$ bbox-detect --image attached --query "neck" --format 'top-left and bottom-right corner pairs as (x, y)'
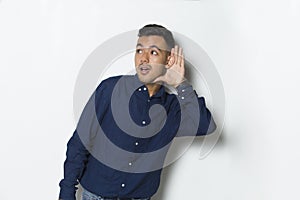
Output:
(146, 83), (161, 97)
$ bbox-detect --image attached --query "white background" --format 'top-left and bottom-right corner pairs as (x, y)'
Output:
(1, 0), (300, 199)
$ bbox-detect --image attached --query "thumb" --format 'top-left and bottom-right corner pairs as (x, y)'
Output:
(152, 75), (166, 84)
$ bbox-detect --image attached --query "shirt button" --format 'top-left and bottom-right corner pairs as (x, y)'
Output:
(143, 87), (147, 91)
(182, 89), (185, 92)
(181, 96), (185, 100)
(121, 183), (125, 188)
(147, 99), (150, 102)
(138, 88), (142, 91)
(142, 120), (146, 125)
(128, 162), (132, 166)
(135, 142), (139, 146)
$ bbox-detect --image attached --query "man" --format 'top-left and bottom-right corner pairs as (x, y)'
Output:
(59, 24), (216, 200)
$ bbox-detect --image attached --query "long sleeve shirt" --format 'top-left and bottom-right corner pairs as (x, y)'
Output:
(59, 74), (216, 200)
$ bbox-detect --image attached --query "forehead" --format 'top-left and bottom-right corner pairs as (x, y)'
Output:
(136, 35), (168, 50)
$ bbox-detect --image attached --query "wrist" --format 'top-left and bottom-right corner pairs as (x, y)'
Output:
(175, 81), (190, 90)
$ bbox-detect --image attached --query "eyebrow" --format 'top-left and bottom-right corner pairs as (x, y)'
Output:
(136, 43), (162, 52)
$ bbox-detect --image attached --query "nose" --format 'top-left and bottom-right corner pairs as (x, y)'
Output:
(140, 50), (149, 64)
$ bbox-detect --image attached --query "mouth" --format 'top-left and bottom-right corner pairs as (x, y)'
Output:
(139, 64), (151, 75)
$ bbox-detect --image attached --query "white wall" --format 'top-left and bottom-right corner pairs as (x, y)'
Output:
(0, 0), (300, 199)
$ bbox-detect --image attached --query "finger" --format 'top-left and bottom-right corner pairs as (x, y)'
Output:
(181, 54), (185, 69)
(174, 45), (179, 64)
(153, 75), (165, 84)
(170, 47), (175, 57)
(178, 47), (183, 67)
(168, 47), (175, 67)
(180, 55), (185, 76)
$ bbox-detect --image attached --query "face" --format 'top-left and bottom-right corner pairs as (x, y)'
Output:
(135, 35), (170, 84)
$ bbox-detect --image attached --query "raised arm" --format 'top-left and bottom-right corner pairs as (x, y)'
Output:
(154, 45), (216, 136)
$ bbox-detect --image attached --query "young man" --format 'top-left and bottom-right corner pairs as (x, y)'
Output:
(59, 24), (216, 200)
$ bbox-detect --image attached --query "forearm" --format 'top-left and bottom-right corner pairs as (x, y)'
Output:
(176, 82), (216, 137)
(59, 131), (89, 200)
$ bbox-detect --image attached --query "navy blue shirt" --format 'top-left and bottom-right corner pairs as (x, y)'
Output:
(59, 75), (216, 200)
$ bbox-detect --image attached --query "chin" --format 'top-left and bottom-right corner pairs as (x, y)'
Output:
(137, 75), (152, 84)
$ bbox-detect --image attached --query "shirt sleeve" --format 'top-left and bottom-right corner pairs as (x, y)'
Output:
(59, 81), (109, 200)
(58, 130), (89, 200)
(175, 83), (217, 137)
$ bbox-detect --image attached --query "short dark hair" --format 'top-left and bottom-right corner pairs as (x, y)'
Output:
(138, 24), (175, 51)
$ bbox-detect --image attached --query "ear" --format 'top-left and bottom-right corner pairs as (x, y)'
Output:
(166, 55), (174, 69)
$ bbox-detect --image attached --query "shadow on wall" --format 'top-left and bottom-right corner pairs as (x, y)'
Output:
(152, 132), (226, 200)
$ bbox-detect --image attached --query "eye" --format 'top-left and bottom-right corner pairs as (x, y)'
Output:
(151, 50), (158, 55)
(136, 49), (143, 54)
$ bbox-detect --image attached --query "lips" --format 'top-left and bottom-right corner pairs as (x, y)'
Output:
(139, 64), (151, 75)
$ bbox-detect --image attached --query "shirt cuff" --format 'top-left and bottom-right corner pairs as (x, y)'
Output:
(176, 82), (194, 100)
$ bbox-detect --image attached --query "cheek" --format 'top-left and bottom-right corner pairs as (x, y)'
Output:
(135, 56), (143, 67)
(150, 56), (166, 65)
(152, 64), (166, 76)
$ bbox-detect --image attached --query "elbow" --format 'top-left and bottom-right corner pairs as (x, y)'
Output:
(206, 117), (217, 134)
